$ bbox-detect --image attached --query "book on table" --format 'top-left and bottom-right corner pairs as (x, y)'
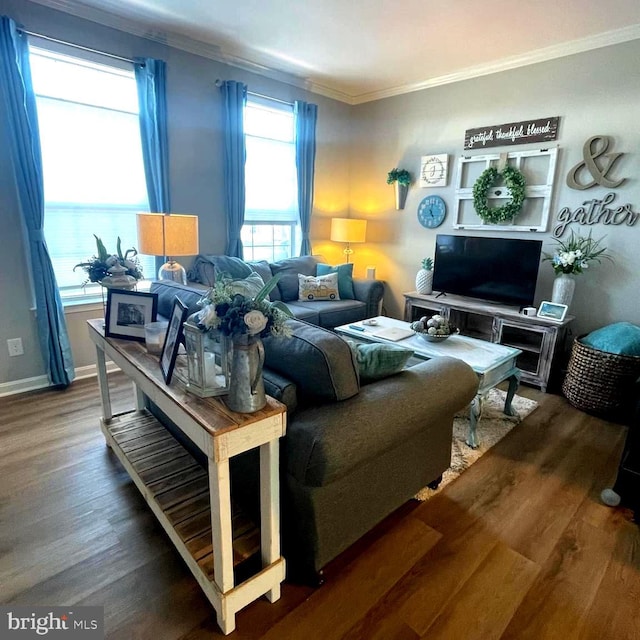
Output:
(370, 326), (414, 342)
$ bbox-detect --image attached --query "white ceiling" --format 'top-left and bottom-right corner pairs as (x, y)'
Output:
(34, 0), (640, 103)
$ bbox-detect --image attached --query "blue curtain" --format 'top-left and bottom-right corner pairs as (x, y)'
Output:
(220, 81), (247, 258)
(0, 17), (74, 387)
(134, 58), (171, 214)
(294, 100), (318, 256)
(135, 58), (171, 275)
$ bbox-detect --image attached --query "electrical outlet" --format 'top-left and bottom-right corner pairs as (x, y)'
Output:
(7, 338), (24, 357)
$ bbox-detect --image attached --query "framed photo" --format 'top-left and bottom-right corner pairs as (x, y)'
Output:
(160, 297), (188, 384)
(537, 300), (568, 322)
(420, 154), (448, 188)
(105, 289), (158, 342)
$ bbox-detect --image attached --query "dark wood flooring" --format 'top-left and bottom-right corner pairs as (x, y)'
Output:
(1, 372), (638, 639)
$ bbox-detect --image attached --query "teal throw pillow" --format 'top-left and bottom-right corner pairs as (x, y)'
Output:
(344, 339), (414, 382)
(317, 263), (355, 300)
(581, 322), (640, 356)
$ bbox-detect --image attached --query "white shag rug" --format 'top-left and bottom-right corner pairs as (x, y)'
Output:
(414, 388), (538, 501)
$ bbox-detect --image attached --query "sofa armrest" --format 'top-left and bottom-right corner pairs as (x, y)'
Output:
(352, 278), (384, 317)
(285, 356), (479, 487)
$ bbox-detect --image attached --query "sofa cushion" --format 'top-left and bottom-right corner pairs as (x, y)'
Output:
(581, 322), (640, 356)
(263, 318), (359, 402)
(298, 273), (340, 301)
(247, 260), (280, 301)
(296, 300), (368, 329)
(187, 255), (253, 286)
(150, 280), (207, 319)
(317, 263), (355, 300)
(270, 256), (320, 302)
(346, 340), (414, 382)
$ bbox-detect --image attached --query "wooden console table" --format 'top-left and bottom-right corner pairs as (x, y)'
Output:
(87, 319), (287, 635)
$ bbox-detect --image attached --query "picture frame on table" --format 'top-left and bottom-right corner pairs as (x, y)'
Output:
(105, 289), (158, 342)
(160, 297), (188, 384)
(537, 300), (568, 322)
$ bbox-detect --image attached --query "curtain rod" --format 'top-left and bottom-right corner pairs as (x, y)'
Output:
(19, 29), (139, 65)
(214, 80), (293, 106)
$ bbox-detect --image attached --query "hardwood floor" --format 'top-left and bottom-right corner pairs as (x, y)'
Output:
(1, 373), (638, 639)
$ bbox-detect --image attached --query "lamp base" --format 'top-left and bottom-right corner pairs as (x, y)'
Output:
(158, 260), (187, 285)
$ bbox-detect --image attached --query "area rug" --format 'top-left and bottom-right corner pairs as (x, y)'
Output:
(414, 389), (538, 501)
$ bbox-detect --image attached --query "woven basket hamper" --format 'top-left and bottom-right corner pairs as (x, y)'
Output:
(562, 336), (640, 417)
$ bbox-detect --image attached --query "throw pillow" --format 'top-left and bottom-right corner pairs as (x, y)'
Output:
(228, 272), (266, 299)
(581, 322), (640, 356)
(345, 339), (414, 382)
(317, 263), (355, 300)
(270, 256), (320, 302)
(298, 272), (340, 301)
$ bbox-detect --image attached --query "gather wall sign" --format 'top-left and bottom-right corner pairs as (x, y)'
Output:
(553, 134), (637, 237)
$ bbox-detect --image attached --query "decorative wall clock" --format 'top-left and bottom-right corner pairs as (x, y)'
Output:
(417, 195), (447, 229)
(420, 154), (448, 188)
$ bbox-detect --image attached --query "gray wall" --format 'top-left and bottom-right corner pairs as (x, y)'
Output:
(349, 41), (640, 338)
(0, 0), (351, 388)
(1, 0), (638, 390)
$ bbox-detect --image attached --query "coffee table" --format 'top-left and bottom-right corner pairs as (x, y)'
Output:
(336, 316), (522, 448)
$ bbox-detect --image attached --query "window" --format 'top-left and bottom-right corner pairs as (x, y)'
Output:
(243, 96), (298, 262)
(29, 46), (153, 301)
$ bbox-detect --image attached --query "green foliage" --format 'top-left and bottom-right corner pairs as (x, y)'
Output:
(73, 236), (143, 284)
(472, 166), (526, 224)
(421, 257), (433, 271)
(387, 168), (411, 186)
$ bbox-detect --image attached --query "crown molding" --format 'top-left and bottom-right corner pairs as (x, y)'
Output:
(350, 24), (640, 104)
(25, 1), (640, 106)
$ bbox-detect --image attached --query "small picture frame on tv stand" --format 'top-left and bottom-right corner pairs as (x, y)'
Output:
(537, 301), (568, 322)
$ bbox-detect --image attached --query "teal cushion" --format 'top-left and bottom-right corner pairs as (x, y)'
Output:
(345, 339), (414, 381)
(317, 263), (355, 300)
(581, 322), (640, 356)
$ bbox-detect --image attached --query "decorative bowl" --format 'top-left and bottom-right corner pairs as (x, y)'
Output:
(414, 330), (459, 343)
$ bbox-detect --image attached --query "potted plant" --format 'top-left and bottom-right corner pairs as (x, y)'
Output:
(387, 168), (411, 210)
(415, 257), (434, 294)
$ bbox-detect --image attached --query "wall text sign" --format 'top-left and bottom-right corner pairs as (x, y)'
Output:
(553, 192), (638, 237)
(566, 135), (626, 190)
(464, 117), (559, 150)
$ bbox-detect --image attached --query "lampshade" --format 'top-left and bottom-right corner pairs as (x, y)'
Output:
(136, 213), (199, 284)
(330, 218), (367, 244)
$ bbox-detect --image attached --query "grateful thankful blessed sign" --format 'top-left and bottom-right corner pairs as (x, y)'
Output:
(464, 117), (560, 150)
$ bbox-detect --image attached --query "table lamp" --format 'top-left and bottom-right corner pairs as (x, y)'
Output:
(136, 213), (199, 284)
(330, 218), (367, 263)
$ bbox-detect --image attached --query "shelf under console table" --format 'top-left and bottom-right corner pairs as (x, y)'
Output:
(87, 319), (287, 635)
(403, 292), (574, 392)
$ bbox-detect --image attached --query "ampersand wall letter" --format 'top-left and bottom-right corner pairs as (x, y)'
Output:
(566, 135), (626, 190)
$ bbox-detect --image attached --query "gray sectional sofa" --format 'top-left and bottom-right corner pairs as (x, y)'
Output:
(149, 267), (479, 579)
(186, 254), (384, 328)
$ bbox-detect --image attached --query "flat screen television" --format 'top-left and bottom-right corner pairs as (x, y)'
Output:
(432, 234), (543, 307)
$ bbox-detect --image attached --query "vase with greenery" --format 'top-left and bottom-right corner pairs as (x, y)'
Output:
(542, 231), (612, 308)
(193, 275), (292, 412)
(415, 257), (434, 295)
(387, 168), (411, 210)
(73, 234), (143, 289)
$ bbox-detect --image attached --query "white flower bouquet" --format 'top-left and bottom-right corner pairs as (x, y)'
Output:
(543, 231), (612, 275)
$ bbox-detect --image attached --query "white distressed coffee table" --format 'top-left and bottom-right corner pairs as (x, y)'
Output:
(336, 316), (522, 448)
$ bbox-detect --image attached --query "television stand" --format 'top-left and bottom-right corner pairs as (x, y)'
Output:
(403, 292), (574, 392)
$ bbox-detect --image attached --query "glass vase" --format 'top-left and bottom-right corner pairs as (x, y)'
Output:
(551, 273), (576, 309)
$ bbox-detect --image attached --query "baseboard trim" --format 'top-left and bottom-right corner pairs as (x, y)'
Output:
(0, 362), (120, 398)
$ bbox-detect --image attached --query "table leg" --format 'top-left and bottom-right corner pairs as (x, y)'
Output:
(95, 345), (112, 422)
(503, 371), (521, 417)
(208, 458), (235, 594)
(467, 394), (484, 449)
(260, 439), (282, 603)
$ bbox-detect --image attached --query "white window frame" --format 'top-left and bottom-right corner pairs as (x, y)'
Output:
(243, 95), (299, 262)
(29, 43), (152, 305)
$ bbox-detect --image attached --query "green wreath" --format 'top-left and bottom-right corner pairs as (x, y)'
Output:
(472, 165), (526, 224)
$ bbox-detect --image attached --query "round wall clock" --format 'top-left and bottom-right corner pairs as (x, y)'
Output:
(417, 195), (447, 229)
(421, 155), (447, 186)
